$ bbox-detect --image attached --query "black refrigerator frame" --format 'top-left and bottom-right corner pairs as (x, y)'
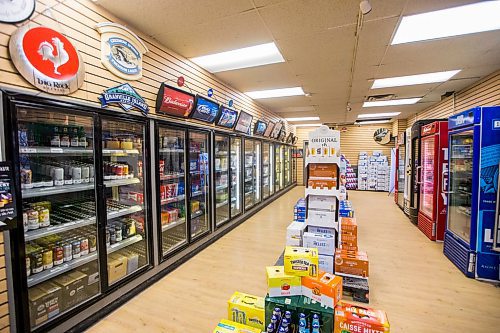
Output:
(2, 92), (154, 333)
(408, 119), (444, 224)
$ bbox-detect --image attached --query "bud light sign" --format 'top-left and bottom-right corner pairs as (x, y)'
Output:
(191, 95), (220, 123)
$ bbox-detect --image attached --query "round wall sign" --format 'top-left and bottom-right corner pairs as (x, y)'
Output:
(177, 76), (185, 87)
(373, 128), (391, 145)
(0, 0), (35, 23)
(9, 24), (85, 95)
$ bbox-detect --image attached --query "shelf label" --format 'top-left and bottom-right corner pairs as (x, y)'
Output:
(50, 148), (64, 153)
(20, 147), (36, 153)
(125, 149), (138, 154)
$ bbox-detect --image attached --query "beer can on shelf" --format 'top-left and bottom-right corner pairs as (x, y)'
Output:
(72, 240), (81, 259)
(27, 209), (39, 230)
(31, 251), (43, 274)
(63, 243), (72, 262)
(53, 244), (64, 266)
(42, 249), (53, 270)
(80, 237), (89, 256)
(88, 234), (97, 252)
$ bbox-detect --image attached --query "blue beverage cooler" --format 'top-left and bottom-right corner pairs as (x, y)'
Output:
(444, 106), (500, 282)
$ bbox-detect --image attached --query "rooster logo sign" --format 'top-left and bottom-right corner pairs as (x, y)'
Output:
(37, 37), (70, 75)
(9, 24), (85, 95)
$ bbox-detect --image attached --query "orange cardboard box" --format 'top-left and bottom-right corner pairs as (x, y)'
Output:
(309, 163), (338, 178)
(302, 271), (343, 309)
(334, 302), (390, 333)
(340, 234), (358, 250)
(334, 250), (369, 279)
(307, 179), (337, 190)
(340, 217), (357, 236)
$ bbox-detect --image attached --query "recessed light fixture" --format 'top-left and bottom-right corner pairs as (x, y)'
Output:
(190, 42), (285, 73)
(246, 87), (305, 99)
(392, 1), (500, 44)
(294, 123), (323, 127)
(355, 120), (391, 125)
(362, 98), (420, 107)
(372, 70), (461, 89)
(285, 116), (320, 121)
(357, 112), (400, 119)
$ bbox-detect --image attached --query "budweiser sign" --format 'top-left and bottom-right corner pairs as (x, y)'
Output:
(155, 83), (194, 118)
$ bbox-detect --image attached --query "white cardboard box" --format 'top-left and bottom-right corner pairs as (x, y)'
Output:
(287, 221), (307, 241)
(303, 232), (336, 255)
(308, 226), (335, 235)
(286, 236), (302, 247)
(308, 195), (336, 211)
(307, 209), (336, 226)
(318, 254), (334, 274)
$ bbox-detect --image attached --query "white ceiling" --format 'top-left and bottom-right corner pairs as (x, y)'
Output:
(97, 0), (500, 124)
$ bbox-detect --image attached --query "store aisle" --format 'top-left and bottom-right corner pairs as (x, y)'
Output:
(87, 188), (500, 333)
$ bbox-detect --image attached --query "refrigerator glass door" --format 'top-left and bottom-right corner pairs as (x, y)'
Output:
(275, 144), (281, 192)
(101, 119), (149, 286)
(411, 137), (420, 209)
(254, 140), (262, 204)
(244, 140), (256, 209)
(397, 145), (406, 207)
(215, 135), (230, 226)
(17, 107), (100, 330)
(420, 136), (436, 219)
(448, 130), (474, 243)
(280, 146), (285, 190)
(158, 126), (187, 255)
(269, 144), (275, 196)
(284, 146), (291, 186)
(262, 142), (271, 199)
(189, 131), (210, 239)
(230, 137), (242, 217)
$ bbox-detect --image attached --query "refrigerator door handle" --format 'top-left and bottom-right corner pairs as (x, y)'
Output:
(415, 165), (423, 184)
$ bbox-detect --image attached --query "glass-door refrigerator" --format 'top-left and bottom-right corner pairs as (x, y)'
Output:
(157, 125), (188, 257)
(284, 146), (291, 187)
(214, 134), (230, 227)
(188, 130), (211, 240)
(101, 119), (150, 287)
(417, 121), (448, 241)
(262, 142), (271, 199)
(269, 143), (275, 197)
(395, 132), (406, 210)
(4, 97), (151, 332)
(230, 136), (242, 219)
(244, 139), (261, 210)
(444, 106), (500, 282)
(275, 144), (283, 192)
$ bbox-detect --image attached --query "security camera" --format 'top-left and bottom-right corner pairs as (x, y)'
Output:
(360, 0), (372, 15)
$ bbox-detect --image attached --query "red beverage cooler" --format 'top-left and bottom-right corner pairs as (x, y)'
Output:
(418, 121), (449, 241)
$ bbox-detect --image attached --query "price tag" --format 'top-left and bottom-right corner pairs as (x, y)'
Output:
(20, 148), (36, 153)
(50, 148), (63, 153)
(125, 149), (138, 154)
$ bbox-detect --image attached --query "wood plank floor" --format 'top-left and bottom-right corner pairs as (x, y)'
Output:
(87, 187), (500, 333)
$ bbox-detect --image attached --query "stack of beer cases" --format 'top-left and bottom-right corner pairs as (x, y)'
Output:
(357, 152), (368, 190)
(293, 198), (306, 222)
(343, 156), (358, 190)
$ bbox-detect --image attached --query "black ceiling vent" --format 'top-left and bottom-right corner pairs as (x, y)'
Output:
(366, 94), (396, 101)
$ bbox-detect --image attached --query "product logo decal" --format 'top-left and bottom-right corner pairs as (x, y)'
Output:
(99, 83), (149, 115)
(493, 119), (500, 129)
(96, 22), (148, 80)
(197, 104), (211, 115)
(9, 24), (85, 94)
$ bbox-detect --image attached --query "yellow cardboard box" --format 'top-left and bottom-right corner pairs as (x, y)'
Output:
(266, 266), (302, 297)
(284, 246), (319, 277)
(213, 319), (261, 333)
(227, 292), (265, 330)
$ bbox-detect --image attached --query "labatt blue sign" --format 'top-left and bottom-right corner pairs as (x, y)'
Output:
(99, 83), (149, 115)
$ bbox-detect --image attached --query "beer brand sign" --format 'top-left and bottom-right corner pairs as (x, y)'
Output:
(155, 83), (195, 118)
(9, 24), (85, 95)
(0, 0), (35, 23)
(99, 83), (149, 115)
(96, 22), (148, 81)
(307, 125), (340, 158)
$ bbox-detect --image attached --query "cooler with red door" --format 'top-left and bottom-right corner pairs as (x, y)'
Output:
(418, 121), (449, 241)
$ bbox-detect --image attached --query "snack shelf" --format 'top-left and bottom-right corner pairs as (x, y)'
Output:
(160, 173), (184, 181)
(161, 195), (185, 205)
(22, 182), (94, 198)
(107, 234), (143, 254)
(161, 218), (186, 232)
(27, 252), (97, 288)
(104, 178), (141, 187)
(102, 149), (140, 156)
(160, 148), (184, 153)
(20, 147), (93, 155)
(25, 217), (96, 241)
(191, 210), (204, 219)
(216, 200), (229, 208)
(108, 205), (143, 220)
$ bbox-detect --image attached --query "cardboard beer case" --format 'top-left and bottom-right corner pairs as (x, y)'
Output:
(318, 254), (334, 274)
(334, 302), (390, 333)
(307, 209), (337, 226)
(213, 319), (261, 333)
(302, 271), (343, 309)
(227, 291), (265, 330)
(335, 249), (369, 279)
(302, 232), (336, 255)
(308, 194), (336, 211)
(308, 163), (338, 178)
(28, 281), (62, 327)
(284, 246), (319, 277)
(266, 266), (302, 297)
(287, 221), (307, 242)
(340, 217), (357, 236)
(342, 276), (370, 304)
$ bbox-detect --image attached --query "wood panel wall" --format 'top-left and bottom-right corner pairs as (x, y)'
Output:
(295, 124), (394, 184)
(0, 0), (294, 134)
(407, 70), (500, 127)
(0, 233), (8, 333)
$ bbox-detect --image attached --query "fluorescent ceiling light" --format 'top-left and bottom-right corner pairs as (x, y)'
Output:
(294, 123), (322, 127)
(246, 87), (305, 99)
(355, 120), (391, 125)
(372, 70), (461, 89)
(363, 98), (420, 107)
(190, 42), (284, 73)
(392, 1), (500, 44)
(285, 116), (320, 121)
(358, 112), (400, 119)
